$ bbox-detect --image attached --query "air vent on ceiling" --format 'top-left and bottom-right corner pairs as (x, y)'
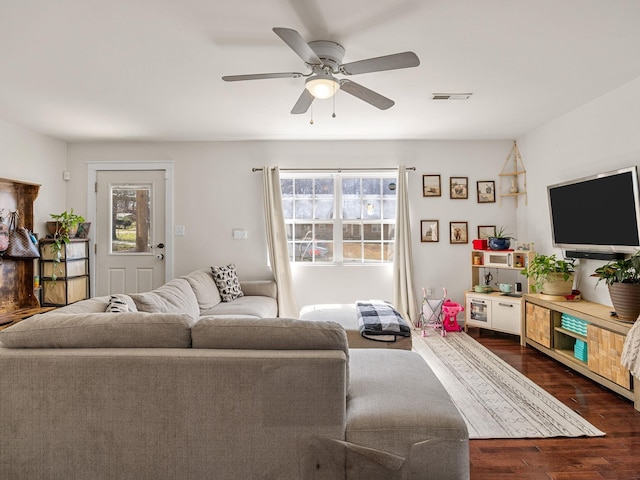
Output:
(432, 93), (473, 100)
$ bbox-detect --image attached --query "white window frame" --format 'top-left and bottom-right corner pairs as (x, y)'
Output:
(281, 172), (397, 265)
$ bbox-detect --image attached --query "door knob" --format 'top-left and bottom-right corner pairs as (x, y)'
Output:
(156, 253), (165, 260)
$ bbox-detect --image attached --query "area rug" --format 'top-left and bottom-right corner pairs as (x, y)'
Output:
(412, 331), (605, 439)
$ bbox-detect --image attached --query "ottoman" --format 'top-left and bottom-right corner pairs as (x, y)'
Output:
(299, 303), (412, 350)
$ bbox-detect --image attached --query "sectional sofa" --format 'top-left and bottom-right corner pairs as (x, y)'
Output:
(0, 268), (469, 479)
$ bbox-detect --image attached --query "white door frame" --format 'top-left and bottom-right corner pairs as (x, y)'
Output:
(87, 161), (175, 294)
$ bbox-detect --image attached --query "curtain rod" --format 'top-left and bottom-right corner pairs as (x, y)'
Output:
(252, 167), (415, 172)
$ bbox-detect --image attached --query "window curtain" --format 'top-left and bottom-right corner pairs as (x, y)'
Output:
(393, 165), (418, 324)
(263, 166), (299, 318)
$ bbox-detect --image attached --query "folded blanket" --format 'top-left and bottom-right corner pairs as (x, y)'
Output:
(356, 300), (411, 342)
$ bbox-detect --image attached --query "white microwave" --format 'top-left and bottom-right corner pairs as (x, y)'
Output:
(483, 251), (513, 267)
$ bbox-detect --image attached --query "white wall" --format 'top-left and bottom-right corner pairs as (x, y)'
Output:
(517, 76), (640, 306)
(5, 72), (640, 313)
(0, 118), (67, 231)
(67, 139), (515, 311)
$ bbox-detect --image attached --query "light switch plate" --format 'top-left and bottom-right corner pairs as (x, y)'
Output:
(174, 225), (185, 236)
(233, 229), (247, 240)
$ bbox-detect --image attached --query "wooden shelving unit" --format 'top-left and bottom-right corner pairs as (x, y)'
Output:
(499, 141), (527, 207)
(0, 177), (52, 330)
(39, 238), (90, 306)
(524, 294), (639, 411)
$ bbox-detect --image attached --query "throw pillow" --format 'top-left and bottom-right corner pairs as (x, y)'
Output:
(211, 264), (244, 302)
(105, 294), (137, 313)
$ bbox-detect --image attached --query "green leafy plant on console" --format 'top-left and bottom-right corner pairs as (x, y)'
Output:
(521, 253), (575, 294)
(48, 209), (85, 281)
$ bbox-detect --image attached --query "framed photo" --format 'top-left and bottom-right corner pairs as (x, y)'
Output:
(477, 225), (496, 240)
(421, 220), (439, 242)
(477, 180), (496, 203)
(450, 177), (468, 199)
(422, 175), (441, 197)
(450, 221), (468, 244)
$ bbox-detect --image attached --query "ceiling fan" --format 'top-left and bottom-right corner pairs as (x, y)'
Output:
(222, 27), (420, 114)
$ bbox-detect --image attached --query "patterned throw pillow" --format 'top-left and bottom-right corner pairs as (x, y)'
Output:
(105, 294), (135, 313)
(211, 264), (244, 302)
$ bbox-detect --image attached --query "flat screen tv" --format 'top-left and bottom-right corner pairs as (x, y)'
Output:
(548, 166), (640, 257)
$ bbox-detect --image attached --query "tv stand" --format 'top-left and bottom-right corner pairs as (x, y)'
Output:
(524, 294), (639, 412)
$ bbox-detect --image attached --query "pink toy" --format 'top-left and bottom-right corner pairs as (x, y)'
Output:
(441, 300), (464, 332)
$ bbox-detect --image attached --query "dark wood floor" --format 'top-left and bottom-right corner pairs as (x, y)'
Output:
(467, 328), (640, 480)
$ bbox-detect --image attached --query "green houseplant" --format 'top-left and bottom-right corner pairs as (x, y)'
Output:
(521, 253), (575, 295)
(47, 209), (85, 280)
(592, 250), (640, 321)
(488, 226), (514, 251)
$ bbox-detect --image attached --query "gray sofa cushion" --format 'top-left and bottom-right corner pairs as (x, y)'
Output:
(346, 349), (469, 479)
(192, 317), (348, 354)
(130, 278), (200, 320)
(54, 296), (112, 313)
(0, 312), (196, 348)
(239, 280), (277, 299)
(201, 295), (277, 318)
(183, 269), (222, 312)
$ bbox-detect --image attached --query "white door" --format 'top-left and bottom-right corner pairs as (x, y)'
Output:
(95, 170), (166, 295)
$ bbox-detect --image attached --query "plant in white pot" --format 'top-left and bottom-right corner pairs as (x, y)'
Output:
(592, 250), (640, 322)
(521, 253), (576, 295)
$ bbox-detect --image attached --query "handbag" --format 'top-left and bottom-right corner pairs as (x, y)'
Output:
(5, 211), (40, 259)
(0, 211), (8, 252)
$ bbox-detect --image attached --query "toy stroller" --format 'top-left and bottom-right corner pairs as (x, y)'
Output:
(419, 287), (447, 337)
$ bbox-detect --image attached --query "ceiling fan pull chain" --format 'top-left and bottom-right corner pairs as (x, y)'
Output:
(332, 86), (337, 118)
(309, 105), (314, 125)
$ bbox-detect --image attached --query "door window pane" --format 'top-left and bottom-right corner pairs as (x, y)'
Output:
(111, 184), (152, 253)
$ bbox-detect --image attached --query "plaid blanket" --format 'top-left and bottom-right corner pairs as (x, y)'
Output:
(356, 300), (411, 342)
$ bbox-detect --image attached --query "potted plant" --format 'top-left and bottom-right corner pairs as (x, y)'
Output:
(592, 250), (640, 321)
(47, 209), (85, 280)
(521, 253), (575, 295)
(488, 226), (514, 251)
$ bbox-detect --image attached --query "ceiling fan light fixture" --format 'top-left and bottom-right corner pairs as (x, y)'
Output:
(305, 73), (340, 99)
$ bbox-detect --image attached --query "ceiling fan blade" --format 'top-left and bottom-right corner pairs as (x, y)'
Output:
(339, 80), (394, 110)
(340, 51), (420, 75)
(291, 89), (315, 114)
(222, 72), (305, 82)
(273, 27), (322, 66)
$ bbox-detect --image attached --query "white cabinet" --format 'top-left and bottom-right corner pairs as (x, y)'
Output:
(492, 297), (521, 334)
(466, 292), (522, 337)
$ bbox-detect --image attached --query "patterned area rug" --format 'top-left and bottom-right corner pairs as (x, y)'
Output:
(412, 331), (605, 439)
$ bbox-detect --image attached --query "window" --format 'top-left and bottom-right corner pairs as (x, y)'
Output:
(110, 184), (152, 253)
(281, 173), (397, 263)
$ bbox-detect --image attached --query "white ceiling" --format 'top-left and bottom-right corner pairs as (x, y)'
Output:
(1, 0), (639, 142)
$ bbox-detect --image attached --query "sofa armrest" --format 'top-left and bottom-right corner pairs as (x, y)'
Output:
(240, 280), (277, 299)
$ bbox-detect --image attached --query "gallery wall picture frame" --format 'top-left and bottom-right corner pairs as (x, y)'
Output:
(421, 220), (439, 242)
(477, 180), (496, 203)
(450, 221), (468, 244)
(450, 177), (468, 199)
(422, 175), (441, 197)
(477, 225), (496, 240)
